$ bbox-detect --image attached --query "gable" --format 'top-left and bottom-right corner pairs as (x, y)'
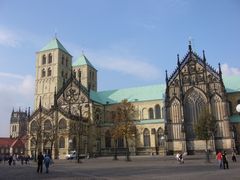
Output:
(168, 50), (220, 86)
(57, 76), (90, 118)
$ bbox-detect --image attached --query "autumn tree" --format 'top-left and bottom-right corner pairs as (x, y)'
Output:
(111, 99), (137, 161)
(194, 108), (217, 162)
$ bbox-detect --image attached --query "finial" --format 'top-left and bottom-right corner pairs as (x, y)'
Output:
(12, 108), (14, 114)
(188, 40), (192, 52)
(82, 50), (84, 56)
(203, 50), (206, 62)
(218, 63), (222, 75)
(19, 107), (21, 112)
(28, 107), (30, 117)
(39, 96), (42, 111)
(165, 70), (168, 83)
(177, 54), (180, 66)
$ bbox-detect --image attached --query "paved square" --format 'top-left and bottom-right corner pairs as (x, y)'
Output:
(0, 155), (239, 180)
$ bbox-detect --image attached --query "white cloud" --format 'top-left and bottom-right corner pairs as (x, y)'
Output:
(96, 56), (160, 80)
(0, 72), (34, 137)
(0, 28), (21, 47)
(221, 63), (240, 76)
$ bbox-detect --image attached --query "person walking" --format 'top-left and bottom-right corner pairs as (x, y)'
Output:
(216, 151), (222, 169)
(37, 152), (44, 173)
(8, 155), (13, 166)
(232, 151), (237, 162)
(44, 154), (51, 173)
(222, 151), (229, 169)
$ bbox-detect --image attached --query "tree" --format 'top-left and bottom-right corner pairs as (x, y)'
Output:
(69, 101), (90, 163)
(194, 108), (217, 162)
(111, 99), (137, 161)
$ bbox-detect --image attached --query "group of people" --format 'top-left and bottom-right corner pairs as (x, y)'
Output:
(216, 150), (237, 169)
(37, 152), (52, 173)
(0, 154), (30, 166)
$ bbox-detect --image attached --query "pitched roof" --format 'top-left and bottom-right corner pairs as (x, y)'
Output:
(0, 138), (16, 147)
(39, 38), (70, 55)
(223, 75), (240, 93)
(73, 55), (95, 69)
(90, 84), (165, 105)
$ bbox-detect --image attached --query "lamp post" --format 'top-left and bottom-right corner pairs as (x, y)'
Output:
(236, 104), (240, 114)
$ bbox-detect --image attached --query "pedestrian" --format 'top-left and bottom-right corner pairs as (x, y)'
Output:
(232, 151), (237, 162)
(222, 151), (229, 169)
(37, 152), (44, 173)
(20, 155), (24, 165)
(44, 154), (51, 173)
(12, 154), (16, 166)
(8, 155), (13, 166)
(216, 151), (222, 169)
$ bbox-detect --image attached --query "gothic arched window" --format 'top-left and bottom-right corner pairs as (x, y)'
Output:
(157, 128), (165, 147)
(143, 128), (150, 147)
(47, 68), (52, 77)
(105, 130), (111, 148)
(59, 119), (67, 129)
(42, 55), (46, 65)
(62, 55), (64, 65)
(30, 137), (36, 147)
(155, 104), (161, 119)
(30, 121), (37, 132)
(48, 53), (52, 64)
(117, 137), (124, 148)
(66, 58), (68, 67)
(41, 69), (46, 78)
(59, 137), (65, 148)
(44, 120), (52, 131)
(148, 108), (154, 119)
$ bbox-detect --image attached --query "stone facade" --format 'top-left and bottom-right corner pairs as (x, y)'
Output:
(26, 38), (238, 159)
(165, 44), (232, 154)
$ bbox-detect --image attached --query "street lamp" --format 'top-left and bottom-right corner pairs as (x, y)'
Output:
(236, 104), (240, 113)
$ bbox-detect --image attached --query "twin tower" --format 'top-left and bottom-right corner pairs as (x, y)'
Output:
(34, 38), (97, 110)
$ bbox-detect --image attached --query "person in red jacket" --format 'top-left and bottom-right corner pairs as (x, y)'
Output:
(216, 151), (222, 169)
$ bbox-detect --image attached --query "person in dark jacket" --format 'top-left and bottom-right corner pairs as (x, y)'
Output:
(37, 152), (44, 173)
(222, 151), (229, 169)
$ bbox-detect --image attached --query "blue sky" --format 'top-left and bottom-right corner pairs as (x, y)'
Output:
(0, 0), (240, 136)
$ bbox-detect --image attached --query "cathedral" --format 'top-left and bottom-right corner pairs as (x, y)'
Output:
(10, 38), (239, 159)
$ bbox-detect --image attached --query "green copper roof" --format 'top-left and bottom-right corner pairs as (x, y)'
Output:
(223, 75), (240, 93)
(229, 114), (240, 123)
(73, 55), (95, 69)
(90, 84), (165, 105)
(39, 38), (70, 54)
